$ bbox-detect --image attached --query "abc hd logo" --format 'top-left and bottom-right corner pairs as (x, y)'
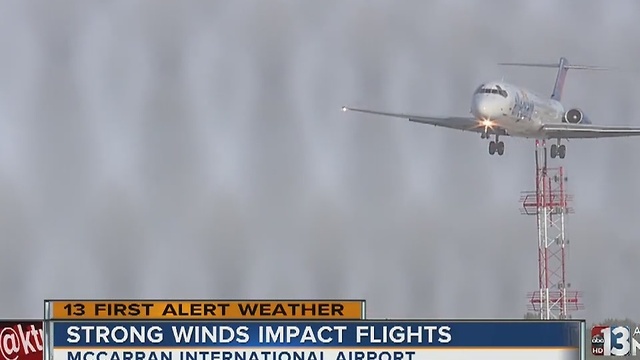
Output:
(591, 325), (640, 356)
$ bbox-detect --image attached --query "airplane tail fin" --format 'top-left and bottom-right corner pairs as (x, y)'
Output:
(498, 57), (609, 101)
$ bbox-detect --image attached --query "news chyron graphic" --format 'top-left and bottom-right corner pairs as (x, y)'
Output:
(591, 325), (640, 356)
(0, 321), (43, 360)
(47, 300), (365, 320)
(43, 300), (366, 360)
(48, 321), (581, 360)
(42, 297), (583, 360)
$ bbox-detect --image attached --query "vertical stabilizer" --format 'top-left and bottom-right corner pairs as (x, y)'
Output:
(551, 57), (569, 101)
(498, 58), (609, 101)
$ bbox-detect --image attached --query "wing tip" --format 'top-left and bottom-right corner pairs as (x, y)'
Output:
(341, 106), (349, 112)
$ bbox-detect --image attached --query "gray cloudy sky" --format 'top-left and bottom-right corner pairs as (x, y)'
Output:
(0, 0), (638, 322)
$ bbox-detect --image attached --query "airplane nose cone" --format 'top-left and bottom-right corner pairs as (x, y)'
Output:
(472, 96), (502, 119)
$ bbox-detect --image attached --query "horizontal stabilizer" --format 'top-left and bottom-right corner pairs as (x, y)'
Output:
(498, 57), (610, 101)
(498, 62), (611, 70)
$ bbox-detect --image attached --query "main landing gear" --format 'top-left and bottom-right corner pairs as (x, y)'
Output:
(489, 140), (504, 155)
(550, 142), (566, 159)
(482, 132), (504, 156)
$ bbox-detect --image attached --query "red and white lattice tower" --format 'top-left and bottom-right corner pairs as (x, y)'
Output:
(520, 140), (584, 319)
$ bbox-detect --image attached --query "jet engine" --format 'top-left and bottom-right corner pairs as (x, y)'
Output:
(562, 108), (591, 124)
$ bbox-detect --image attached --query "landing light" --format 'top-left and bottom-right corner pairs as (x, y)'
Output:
(342, 106), (348, 112)
(481, 119), (493, 127)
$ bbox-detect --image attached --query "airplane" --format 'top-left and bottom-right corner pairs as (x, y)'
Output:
(342, 57), (640, 159)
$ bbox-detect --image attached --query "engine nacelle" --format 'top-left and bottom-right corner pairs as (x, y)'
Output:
(563, 108), (591, 124)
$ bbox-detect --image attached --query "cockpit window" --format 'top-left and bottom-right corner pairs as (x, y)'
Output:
(475, 85), (508, 98)
(495, 85), (507, 98)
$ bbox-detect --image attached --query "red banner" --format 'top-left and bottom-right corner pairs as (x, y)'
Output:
(0, 321), (43, 360)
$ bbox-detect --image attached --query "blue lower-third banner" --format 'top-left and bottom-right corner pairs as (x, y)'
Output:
(49, 320), (584, 360)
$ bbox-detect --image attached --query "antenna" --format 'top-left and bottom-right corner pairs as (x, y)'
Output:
(520, 140), (584, 319)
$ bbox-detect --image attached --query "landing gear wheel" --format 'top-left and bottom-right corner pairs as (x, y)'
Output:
(550, 144), (558, 158)
(558, 145), (566, 159)
(497, 141), (505, 156)
(489, 141), (497, 155)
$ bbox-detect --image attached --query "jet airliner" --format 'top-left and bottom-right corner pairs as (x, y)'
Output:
(342, 57), (640, 158)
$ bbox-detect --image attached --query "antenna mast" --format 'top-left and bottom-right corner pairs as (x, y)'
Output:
(520, 140), (584, 319)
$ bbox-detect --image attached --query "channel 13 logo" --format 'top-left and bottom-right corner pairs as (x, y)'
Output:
(591, 325), (640, 356)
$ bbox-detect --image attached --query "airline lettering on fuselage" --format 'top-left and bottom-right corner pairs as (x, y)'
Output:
(512, 91), (534, 122)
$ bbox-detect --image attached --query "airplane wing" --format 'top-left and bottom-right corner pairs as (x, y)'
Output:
(541, 123), (640, 138)
(342, 106), (507, 135)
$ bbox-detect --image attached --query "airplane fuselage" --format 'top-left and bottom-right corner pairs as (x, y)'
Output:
(343, 57), (640, 159)
(470, 81), (565, 138)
